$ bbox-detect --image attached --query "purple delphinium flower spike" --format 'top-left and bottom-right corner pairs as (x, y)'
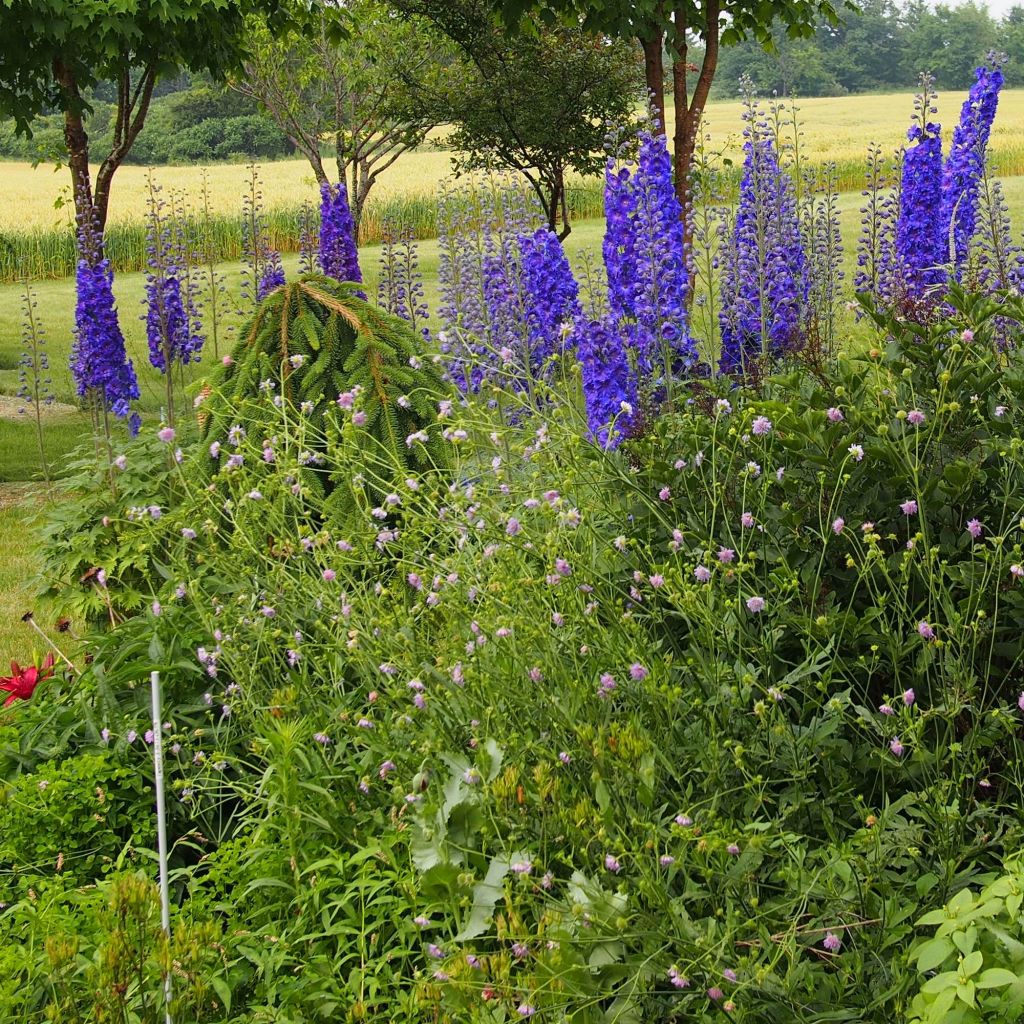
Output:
(943, 58), (1004, 274)
(319, 182), (362, 284)
(517, 227), (582, 373)
(719, 95), (807, 376)
(72, 199), (141, 434)
(257, 249), (286, 300)
(576, 316), (637, 448)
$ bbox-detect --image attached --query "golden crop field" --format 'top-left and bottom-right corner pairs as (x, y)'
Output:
(3, 88), (1024, 233)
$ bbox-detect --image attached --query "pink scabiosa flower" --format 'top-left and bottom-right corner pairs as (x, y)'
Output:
(694, 565), (712, 583)
(352, 410), (367, 426)
(1018, 692), (1024, 711)
(917, 620), (935, 641)
(506, 518), (521, 537)
(966, 518), (983, 539)
(708, 987), (725, 1001)
(900, 499), (918, 516)
(823, 932), (842, 952)
(961, 329), (974, 342)
(832, 517), (845, 535)
(649, 573), (665, 588)
(727, 843), (740, 855)
(322, 569), (336, 582)
(906, 409), (926, 426)
(890, 737), (904, 757)
(879, 703), (895, 716)
(746, 596), (765, 614)
(516, 1005), (536, 1018)
(630, 663), (648, 680)
(659, 854), (675, 867)
(903, 688), (915, 706)
(157, 426), (176, 443)
(668, 966), (690, 988)
(1011, 564), (1024, 579)
(848, 443), (864, 461)
(718, 547), (735, 564)
(826, 407), (844, 422)
(659, 486), (672, 501)
(752, 415), (773, 436)
(604, 854), (621, 873)
(741, 511), (755, 528)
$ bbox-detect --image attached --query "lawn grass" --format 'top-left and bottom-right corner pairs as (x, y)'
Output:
(0, 484), (60, 666)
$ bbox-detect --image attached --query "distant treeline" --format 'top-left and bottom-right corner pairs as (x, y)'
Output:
(0, 74), (294, 165)
(710, 0), (1024, 97)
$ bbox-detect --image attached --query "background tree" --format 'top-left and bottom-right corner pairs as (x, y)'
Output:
(390, 0), (643, 238)
(489, 0), (853, 216)
(232, 0), (440, 235)
(0, 0), (287, 233)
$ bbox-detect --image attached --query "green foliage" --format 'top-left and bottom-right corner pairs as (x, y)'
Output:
(0, 871), (223, 1023)
(199, 276), (451, 503)
(35, 435), (182, 625)
(907, 857), (1024, 1023)
(0, 752), (153, 903)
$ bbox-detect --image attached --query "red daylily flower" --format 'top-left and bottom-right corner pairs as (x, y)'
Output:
(1, 653), (55, 707)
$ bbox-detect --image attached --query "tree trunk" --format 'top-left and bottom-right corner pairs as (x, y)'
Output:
(52, 59), (95, 237)
(640, 25), (667, 135)
(670, 0), (720, 219)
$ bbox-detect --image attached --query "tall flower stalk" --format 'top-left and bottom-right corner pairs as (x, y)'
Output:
(144, 173), (203, 427)
(241, 164), (283, 308)
(603, 128), (697, 405)
(895, 76), (945, 300)
(319, 182), (362, 284)
(198, 168), (227, 359)
(943, 57), (1005, 274)
(377, 220), (429, 340)
(18, 278), (53, 483)
(718, 88), (807, 377)
(71, 195), (141, 443)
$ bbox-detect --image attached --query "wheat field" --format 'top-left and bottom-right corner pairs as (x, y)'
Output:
(4, 88), (1024, 232)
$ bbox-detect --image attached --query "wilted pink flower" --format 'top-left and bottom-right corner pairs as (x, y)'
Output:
(668, 966), (690, 988)
(879, 703), (895, 716)
(890, 737), (904, 757)
(903, 688), (915, 706)
(708, 987), (725, 1000)
(1011, 564), (1024, 578)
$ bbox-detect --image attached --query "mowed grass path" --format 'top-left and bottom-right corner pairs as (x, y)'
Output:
(4, 88), (1024, 232)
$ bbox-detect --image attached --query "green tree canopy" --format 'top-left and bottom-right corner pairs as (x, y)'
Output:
(0, 0), (288, 230)
(391, 0), (643, 238)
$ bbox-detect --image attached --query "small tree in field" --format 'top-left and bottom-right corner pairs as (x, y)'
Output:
(0, 0), (286, 235)
(232, 0), (442, 235)
(391, 0), (642, 239)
